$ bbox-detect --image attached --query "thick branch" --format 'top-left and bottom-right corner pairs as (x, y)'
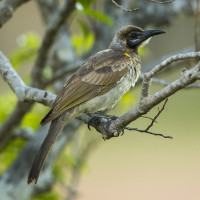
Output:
(0, 0), (30, 27)
(1, 51), (200, 141)
(108, 61), (200, 135)
(141, 51), (200, 99)
(0, 52), (55, 105)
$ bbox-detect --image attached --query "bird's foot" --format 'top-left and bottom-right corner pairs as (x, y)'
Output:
(87, 113), (106, 131)
(87, 112), (118, 131)
(87, 112), (125, 140)
(89, 112), (118, 120)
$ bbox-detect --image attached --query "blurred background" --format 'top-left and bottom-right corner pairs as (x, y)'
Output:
(0, 0), (200, 200)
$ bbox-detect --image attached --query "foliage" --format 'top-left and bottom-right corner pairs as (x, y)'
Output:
(32, 192), (60, 200)
(0, 139), (25, 176)
(0, 94), (17, 123)
(77, 0), (113, 27)
(21, 103), (47, 130)
(71, 1), (113, 56)
(9, 32), (40, 69)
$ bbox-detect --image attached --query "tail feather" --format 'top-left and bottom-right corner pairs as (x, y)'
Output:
(27, 110), (75, 184)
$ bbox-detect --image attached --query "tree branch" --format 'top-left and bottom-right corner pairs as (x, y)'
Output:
(107, 61), (200, 138)
(194, 0), (200, 51)
(140, 52), (200, 100)
(152, 77), (200, 88)
(148, 0), (175, 4)
(31, 0), (76, 87)
(0, 52), (55, 105)
(0, 0), (30, 27)
(125, 127), (172, 139)
(111, 0), (139, 12)
(1, 51), (200, 141)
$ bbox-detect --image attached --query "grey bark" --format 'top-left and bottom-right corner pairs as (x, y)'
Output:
(0, 0), (198, 200)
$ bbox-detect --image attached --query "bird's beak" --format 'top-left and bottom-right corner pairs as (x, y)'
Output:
(141, 29), (166, 40)
(127, 29), (165, 48)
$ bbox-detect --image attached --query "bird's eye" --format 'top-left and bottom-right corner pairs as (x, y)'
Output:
(131, 34), (136, 38)
(129, 31), (142, 39)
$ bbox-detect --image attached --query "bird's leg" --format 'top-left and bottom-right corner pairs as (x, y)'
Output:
(87, 112), (125, 139)
(87, 112), (118, 131)
(89, 112), (118, 120)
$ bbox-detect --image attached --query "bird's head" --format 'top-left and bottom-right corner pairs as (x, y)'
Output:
(110, 25), (165, 52)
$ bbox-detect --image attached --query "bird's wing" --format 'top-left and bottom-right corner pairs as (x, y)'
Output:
(41, 50), (133, 125)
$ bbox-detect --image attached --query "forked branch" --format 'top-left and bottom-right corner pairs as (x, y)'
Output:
(0, 51), (200, 140)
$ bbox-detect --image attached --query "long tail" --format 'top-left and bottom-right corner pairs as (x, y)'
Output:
(27, 110), (75, 184)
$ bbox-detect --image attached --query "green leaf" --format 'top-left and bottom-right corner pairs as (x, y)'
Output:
(9, 32), (40, 69)
(77, 19), (90, 36)
(71, 32), (94, 56)
(21, 104), (47, 130)
(118, 91), (137, 109)
(33, 192), (59, 200)
(0, 94), (17, 124)
(43, 66), (53, 80)
(83, 8), (113, 27)
(138, 46), (149, 57)
(77, 0), (94, 9)
(0, 139), (25, 176)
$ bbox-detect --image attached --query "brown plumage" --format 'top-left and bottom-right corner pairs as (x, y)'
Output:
(28, 25), (165, 184)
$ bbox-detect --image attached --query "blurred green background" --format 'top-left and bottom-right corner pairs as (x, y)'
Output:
(0, 1), (200, 200)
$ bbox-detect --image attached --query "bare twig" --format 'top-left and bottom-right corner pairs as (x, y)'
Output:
(145, 99), (168, 131)
(186, 83), (200, 88)
(1, 51), (200, 141)
(148, 0), (175, 4)
(31, 0), (76, 87)
(194, 0), (200, 51)
(111, 0), (139, 12)
(125, 127), (172, 139)
(152, 77), (171, 86)
(141, 52), (200, 100)
(152, 77), (200, 88)
(107, 61), (200, 139)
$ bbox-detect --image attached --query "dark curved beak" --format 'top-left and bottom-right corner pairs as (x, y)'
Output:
(127, 29), (165, 48)
(142, 29), (166, 40)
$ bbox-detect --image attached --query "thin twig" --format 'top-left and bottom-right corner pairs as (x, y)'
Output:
(111, 0), (139, 12)
(152, 77), (200, 88)
(194, 0), (200, 51)
(140, 51), (200, 100)
(125, 127), (172, 139)
(148, 0), (175, 4)
(108, 61), (200, 138)
(146, 99), (168, 131)
(1, 50), (200, 141)
(187, 0), (195, 16)
(141, 115), (158, 123)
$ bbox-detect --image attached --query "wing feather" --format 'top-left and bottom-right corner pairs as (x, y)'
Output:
(41, 49), (133, 125)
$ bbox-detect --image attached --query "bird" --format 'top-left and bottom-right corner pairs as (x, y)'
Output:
(27, 25), (165, 184)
